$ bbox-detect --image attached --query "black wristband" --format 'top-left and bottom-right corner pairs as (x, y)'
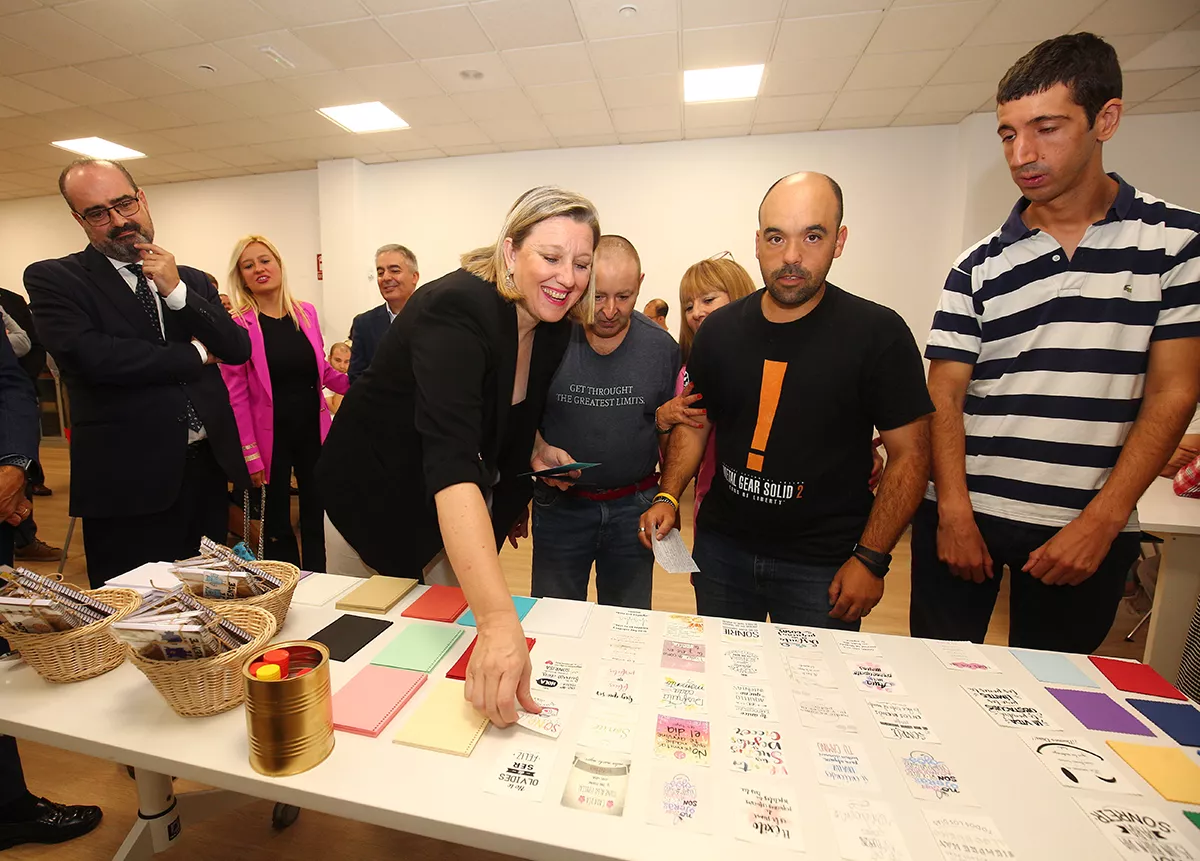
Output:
(852, 543), (891, 578)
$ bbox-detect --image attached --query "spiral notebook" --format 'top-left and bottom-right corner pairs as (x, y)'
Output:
(370, 623), (463, 673)
(332, 665), (426, 738)
(393, 680), (489, 756)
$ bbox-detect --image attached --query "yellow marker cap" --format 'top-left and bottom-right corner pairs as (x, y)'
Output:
(255, 663), (282, 681)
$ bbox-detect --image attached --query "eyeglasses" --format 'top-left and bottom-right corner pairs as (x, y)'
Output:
(709, 250), (734, 261)
(77, 194), (141, 226)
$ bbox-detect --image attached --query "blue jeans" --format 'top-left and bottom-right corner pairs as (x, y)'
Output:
(530, 485), (656, 609)
(692, 527), (860, 630)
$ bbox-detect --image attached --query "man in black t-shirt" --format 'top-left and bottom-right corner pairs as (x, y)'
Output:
(640, 173), (933, 629)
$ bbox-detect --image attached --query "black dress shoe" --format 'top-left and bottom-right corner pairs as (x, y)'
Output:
(0, 798), (102, 851)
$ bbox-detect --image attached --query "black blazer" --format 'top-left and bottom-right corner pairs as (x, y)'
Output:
(0, 287), (45, 383)
(347, 303), (391, 385)
(25, 245), (252, 519)
(318, 269), (570, 579)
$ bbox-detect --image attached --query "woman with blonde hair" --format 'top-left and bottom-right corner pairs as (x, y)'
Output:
(220, 235), (348, 571)
(318, 186), (599, 727)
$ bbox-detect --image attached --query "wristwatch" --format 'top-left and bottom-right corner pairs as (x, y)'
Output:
(0, 455), (42, 484)
(852, 543), (891, 579)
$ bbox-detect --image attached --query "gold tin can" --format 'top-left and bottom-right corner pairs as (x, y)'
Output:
(243, 641), (335, 777)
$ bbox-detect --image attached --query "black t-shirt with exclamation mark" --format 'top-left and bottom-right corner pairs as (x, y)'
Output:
(687, 286), (933, 564)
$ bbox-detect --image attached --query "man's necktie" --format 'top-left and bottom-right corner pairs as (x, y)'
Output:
(128, 264), (202, 433)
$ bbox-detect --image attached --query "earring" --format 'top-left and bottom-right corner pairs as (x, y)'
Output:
(505, 269), (515, 289)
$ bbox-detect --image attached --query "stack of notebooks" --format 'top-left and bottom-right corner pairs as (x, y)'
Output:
(457, 595), (537, 627)
(401, 585), (468, 622)
(371, 623), (463, 673)
(392, 680), (490, 757)
(333, 666), (426, 737)
(335, 575), (418, 614)
(308, 615), (394, 662)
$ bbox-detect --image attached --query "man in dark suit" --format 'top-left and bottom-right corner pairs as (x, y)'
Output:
(0, 334), (103, 851)
(348, 243), (418, 384)
(25, 159), (251, 588)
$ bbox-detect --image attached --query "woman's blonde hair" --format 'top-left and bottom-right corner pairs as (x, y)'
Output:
(226, 234), (310, 329)
(678, 253), (757, 363)
(460, 186), (600, 324)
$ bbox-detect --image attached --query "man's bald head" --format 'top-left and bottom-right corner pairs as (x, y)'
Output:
(596, 234), (642, 276)
(759, 172), (843, 229)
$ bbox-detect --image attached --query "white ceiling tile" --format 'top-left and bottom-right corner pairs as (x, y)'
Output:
(0, 114), (66, 141)
(0, 36), (61, 76)
(964, 0), (1103, 46)
(472, 0), (582, 50)
(0, 9), (128, 63)
(348, 62), (444, 100)
(161, 151), (233, 172)
(867, 1), (992, 53)
(1128, 96), (1200, 113)
(142, 45), (264, 88)
(1184, 11), (1200, 28)
(420, 52), (518, 92)
(902, 81), (993, 113)
(387, 94), (469, 125)
(784, 0), (890, 17)
(253, 111), (345, 141)
(685, 100), (756, 127)
(75, 57), (192, 98)
(208, 81), (314, 116)
(16, 68), (133, 105)
(1122, 68), (1197, 102)
(100, 130), (193, 156)
(499, 138), (558, 152)
(94, 98), (191, 131)
(685, 124), (751, 139)
(0, 77), (75, 113)
(275, 71), (371, 109)
(975, 94), (996, 112)
(452, 87), (537, 121)
(1124, 31), (1200, 70)
(357, 153), (396, 164)
(359, 0), (463, 13)
(443, 143), (503, 155)
(0, 150), (54, 172)
(379, 7), (494, 60)
(590, 34), (680, 78)
(928, 43), (1037, 85)
(682, 0), (784, 29)
(611, 104), (681, 133)
(543, 109), (614, 136)
(1153, 69), (1200, 100)
(844, 49), (951, 90)
(0, 0), (38, 14)
(254, 0), (370, 27)
(477, 115), (551, 141)
(891, 110), (969, 126)
(422, 121), (492, 147)
(528, 80), (606, 113)
(1078, 0), (1200, 36)
(57, 0), (202, 53)
(147, 0), (282, 40)
(150, 90), (245, 124)
(753, 92), (835, 123)
(820, 114), (896, 129)
(214, 30), (336, 79)
(293, 20), (410, 68)
(37, 106), (137, 137)
(775, 12), (884, 59)
(358, 127), (432, 150)
(390, 147), (446, 160)
(682, 22), (775, 68)
(600, 73), (679, 108)
(574, 0), (678, 40)
(556, 132), (619, 147)
(617, 129), (680, 143)
(502, 43), (595, 86)
(251, 136), (363, 162)
(0, 106), (20, 121)
(201, 167), (253, 178)
(825, 86), (917, 117)
(5, 143), (64, 167)
(761, 56), (856, 96)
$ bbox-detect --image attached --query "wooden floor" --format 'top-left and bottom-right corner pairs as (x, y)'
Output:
(8, 437), (1149, 860)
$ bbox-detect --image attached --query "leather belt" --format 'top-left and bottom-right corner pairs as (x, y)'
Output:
(567, 473), (658, 502)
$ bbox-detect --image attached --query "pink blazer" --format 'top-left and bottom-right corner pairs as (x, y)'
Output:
(220, 301), (349, 480)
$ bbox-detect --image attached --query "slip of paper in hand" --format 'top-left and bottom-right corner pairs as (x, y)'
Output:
(652, 529), (701, 574)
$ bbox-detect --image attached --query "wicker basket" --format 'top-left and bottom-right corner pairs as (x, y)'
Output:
(127, 605), (277, 718)
(0, 588), (141, 684)
(189, 561), (299, 629)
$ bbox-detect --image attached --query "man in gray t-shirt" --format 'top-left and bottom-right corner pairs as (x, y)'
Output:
(530, 235), (680, 608)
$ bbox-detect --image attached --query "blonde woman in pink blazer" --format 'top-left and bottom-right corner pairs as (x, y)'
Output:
(220, 235), (348, 570)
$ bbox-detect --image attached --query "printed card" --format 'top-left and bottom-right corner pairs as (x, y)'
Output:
(661, 639), (706, 673)
(775, 624), (822, 650)
(593, 665), (639, 707)
(848, 659), (907, 695)
(516, 695), (569, 739)
(484, 745), (555, 802)
(964, 685), (1059, 730)
(1020, 733), (1139, 795)
(783, 653), (837, 689)
(720, 647), (762, 679)
(654, 714), (711, 766)
(561, 750), (631, 817)
(924, 811), (1016, 861)
(647, 767), (712, 832)
(652, 529), (701, 574)
(659, 674), (707, 713)
(729, 682), (779, 721)
(533, 659), (583, 694)
(865, 700), (941, 743)
(734, 785), (803, 850)
(833, 631), (882, 656)
(722, 618), (763, 645)
(893, 747), (978, 805)
(729, 725), (789, 777)
(1076, 800), (1199, 861)
(664, 613), (705, 642)
(794, 690), (858, 735)
(811, 738), (878, 792)
(610, 608), (650, 635)
(578, 709), (636, 753)
(926, 640), (1000, 673)
(825, 795), (912, 861)
(604, 633), (648, 664)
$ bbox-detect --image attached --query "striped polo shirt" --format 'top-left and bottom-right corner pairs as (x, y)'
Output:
(925, 174), (1200, 530)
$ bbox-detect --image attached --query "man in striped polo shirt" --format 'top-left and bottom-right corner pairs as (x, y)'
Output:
(912, 33), (1200, 654)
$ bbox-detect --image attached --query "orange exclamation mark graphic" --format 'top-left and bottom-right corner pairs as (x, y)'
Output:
(746, 360), (787, 472)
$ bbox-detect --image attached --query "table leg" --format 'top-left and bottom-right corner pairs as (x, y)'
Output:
(1144, 533), (1200, 684)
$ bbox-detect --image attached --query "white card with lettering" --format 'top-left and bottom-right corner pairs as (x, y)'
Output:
(825, 795), (912, 861)
(794, 690), (858, 735)
(484, 745), (555, 802)
(1076, 800), (1199, 861)
(775, 624), (822, 651)
(663, 613), (705, 642)
(833, 631), (882, 656)
(1020, 733), (1140, 794)
(964, 685), (1060, 730)
(516, 694), (569, 739)
(646, 767), (713, 833)
(652, 530), (701, 574)
(734, 785), (803, 850)
(578, 709), (636, 753)
(722, 647), (764, 679)
(893, 748), (978, 805)
(604, 633), (647, 664)
(593, 665), (639, 707)
(721, 618), (763, 645)
(924, 811), (1016, 861)
(783, 653), (837, 689)
(811, 738), (879, 792)
(659, 675), (707, 713)
(610, 609), (650, 635)
(865, 700), (941, 743)
(848, 659), (907, 695)
(729, 725), (789, 777)
(925, 640), (1000, 673)
(533, 659), (583, 695)
(729, 682), (778, 722)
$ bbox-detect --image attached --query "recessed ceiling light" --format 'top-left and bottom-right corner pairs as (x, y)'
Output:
(618, 4), (638, 17)
(684, 64), (764, 103)
(259, 46), (295, 70)
(51, 137), (146, 159)
(318, 102), (409, 134)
